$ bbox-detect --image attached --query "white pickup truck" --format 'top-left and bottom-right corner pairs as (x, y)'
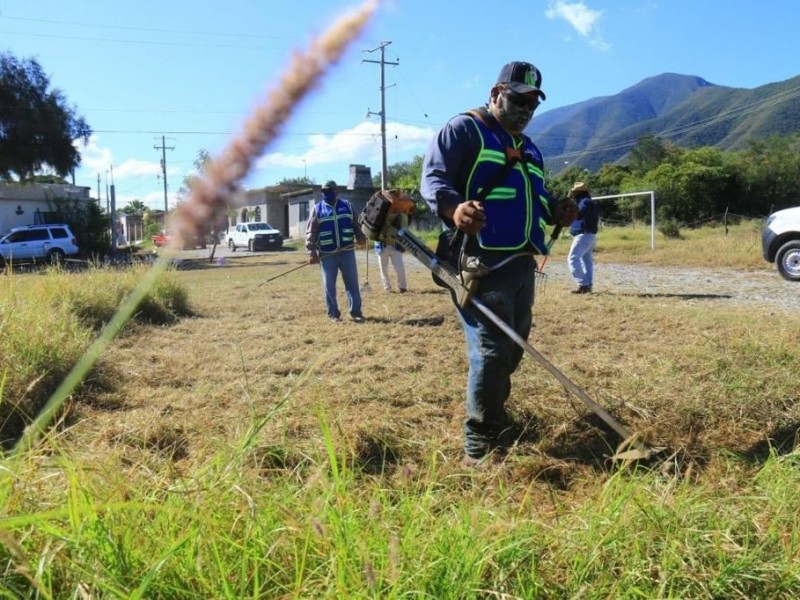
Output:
(762, 206), (800, 281)
(226, 222), (283, 252)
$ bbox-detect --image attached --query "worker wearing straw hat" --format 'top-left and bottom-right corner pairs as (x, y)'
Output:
(566, 181), (599, 294)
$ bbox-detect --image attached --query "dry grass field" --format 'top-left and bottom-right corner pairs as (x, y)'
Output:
(3, 224), (800, 596)
(55, 242), (798, 493)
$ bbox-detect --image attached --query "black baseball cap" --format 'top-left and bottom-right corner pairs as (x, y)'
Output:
(496, 61), (546, 100)
(321, 180), (337, 190)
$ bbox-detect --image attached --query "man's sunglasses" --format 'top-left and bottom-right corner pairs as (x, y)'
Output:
(501, 86), (540, 111)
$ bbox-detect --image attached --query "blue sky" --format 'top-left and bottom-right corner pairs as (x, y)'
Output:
(2, 0), (798, 210)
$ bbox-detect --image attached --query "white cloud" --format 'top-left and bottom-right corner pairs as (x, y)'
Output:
(74, 134), (176, 184)
(75, 135), (113, 173)
(113, 158), (163, 178)
(254, 121), (434, 171)
(545, 1), (609, 49)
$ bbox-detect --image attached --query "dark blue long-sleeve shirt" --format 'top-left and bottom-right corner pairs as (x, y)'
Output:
(569, 197), (600, 235)
(420, 113), (482, 227)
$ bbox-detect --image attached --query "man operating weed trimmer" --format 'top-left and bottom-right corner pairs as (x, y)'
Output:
(420, 60), (580, 466)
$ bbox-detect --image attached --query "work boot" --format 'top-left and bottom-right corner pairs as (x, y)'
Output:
(571, 285), (592, 294)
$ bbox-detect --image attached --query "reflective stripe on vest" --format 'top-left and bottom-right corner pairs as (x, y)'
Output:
(316, 199), (356, 253)
(465, 117), (553, 253)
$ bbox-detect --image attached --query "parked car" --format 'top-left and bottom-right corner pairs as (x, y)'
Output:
(0, 223), (79, 267)
(762, 206), (800, 282)
(227, 222), (283, 252)
(151, 230), (207, 250)
(151, 231), (171, 247)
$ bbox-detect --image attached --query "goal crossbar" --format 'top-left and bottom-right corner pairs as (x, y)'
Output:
(592, 190), (656, 252)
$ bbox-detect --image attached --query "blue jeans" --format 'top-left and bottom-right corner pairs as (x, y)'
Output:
(320, 250), (362, 318)
(453, 255), (536, 458)
(568, 233), (596, 287)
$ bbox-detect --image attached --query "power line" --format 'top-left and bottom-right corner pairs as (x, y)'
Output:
(1, 14), (296, 39)
(0, 29), (281, 50)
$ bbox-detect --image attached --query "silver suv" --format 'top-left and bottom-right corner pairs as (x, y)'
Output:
(762, 206), (800, 282)
(0, 224), (80, 267)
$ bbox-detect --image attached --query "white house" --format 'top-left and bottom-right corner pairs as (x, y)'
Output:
(0, 182), (97, 236)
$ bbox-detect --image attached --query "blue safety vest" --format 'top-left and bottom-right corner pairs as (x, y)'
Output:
(316, 199), (356, 253)
(465, 114), (553, 253)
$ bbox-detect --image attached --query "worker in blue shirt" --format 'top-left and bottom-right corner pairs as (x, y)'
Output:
(305, 180), (367, 322)
(567, 181), (600, 294)
(421, 61), (578, 466)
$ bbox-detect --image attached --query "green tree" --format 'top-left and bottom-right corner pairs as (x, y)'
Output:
(548, 164), (596, 202)
(32, 174), (70, 184)
(47, 197), (109, 256)
(627, 134), (670, 175)
(0, 52), (92, 181)
(277, 176), (315, 185)
(374, 156), (424, 191)
(120, 199), (147, 216)
(735, 133), (800, 214)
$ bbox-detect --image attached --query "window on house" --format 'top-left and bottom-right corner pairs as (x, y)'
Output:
(299, 201), (309, 222)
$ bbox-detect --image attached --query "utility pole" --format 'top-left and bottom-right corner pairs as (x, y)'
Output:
(96, 173), (101, 204)
(363, 41), (398, 190)
(109, 165), (117, 251)
(154, 135), (175, 216)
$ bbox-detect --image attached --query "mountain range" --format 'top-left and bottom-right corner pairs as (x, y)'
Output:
(527, 72), (800, 173)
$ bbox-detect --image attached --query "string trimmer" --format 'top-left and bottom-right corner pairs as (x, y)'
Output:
(254, 260), (312, 289)
(359, 189), (664, 462)
(252, 247), (346, 291)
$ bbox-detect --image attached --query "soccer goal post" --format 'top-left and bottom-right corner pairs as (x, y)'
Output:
(592, 190), (656, 252)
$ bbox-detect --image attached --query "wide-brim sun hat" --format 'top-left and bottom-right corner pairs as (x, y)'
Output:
(570, 181), (590, 195)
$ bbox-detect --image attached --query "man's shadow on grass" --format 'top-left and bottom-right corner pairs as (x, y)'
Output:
(738, 422), (800, 463)
(616, 292), (733, 301)
(364, 315), (446, 327)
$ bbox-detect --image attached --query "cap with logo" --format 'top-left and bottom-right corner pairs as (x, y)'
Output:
(496, 61), (546, 100)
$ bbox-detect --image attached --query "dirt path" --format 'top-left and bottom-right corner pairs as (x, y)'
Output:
(553, 262), (799, 313)
(402, 253), (798, 313)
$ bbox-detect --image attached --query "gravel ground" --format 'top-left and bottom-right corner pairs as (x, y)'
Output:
(180, 245), (799, 314)
(542, 262), (799, 314)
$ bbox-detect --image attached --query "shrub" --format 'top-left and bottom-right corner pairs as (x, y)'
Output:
(658, 218), (684, 239)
